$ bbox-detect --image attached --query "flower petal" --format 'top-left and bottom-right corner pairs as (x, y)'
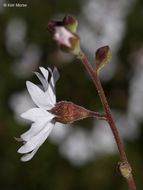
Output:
(39, 67), (49, 80)
(34, 67), (59, 105)
(53, 67), (60, 84)
(46, 75), (57, 104)
(46, 67), (59, 103)
(26, 81), (54, 109)
(54, 26), (73, 48)
(45, 86), (56, 105)
(21, 108), (54, 122)
(20, 122), (53, 161)
(14, 137), (23, 142)
(18, 122), (54, 154)
(20, 147), (39, 162)
(20, 116), (53, 141)
(34, 72), (49, 91)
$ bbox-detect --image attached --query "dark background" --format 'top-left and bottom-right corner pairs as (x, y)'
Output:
(0, 0), (143, 189)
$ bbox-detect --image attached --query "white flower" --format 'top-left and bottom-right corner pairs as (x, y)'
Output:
(54, 26), (74, 48)
(17, 67), (60, 162)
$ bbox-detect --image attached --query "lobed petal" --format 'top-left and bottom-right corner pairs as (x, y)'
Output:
(18, 122), (54, 154)
(26, 81), (54, 109)
(20, 116), (53, 142)
(45, 86), (56, 105)
(39, 67), (49, 80)
(53, 67), (60, 84)
(46, 68), (58, 104)
(21, 107), (53, 122)
(14, 137), (23, 142)
(34, 72), (49, 91)
(20, 122), (53, 162)
(54, 26), (73, 48)
(35, 67), (59, 105)
(20, 147), (39, 162)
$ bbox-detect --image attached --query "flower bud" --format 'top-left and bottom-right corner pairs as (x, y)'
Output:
(118, 162), (132, 179)
(50, 101), (90, 124)
(95, 46), (111, 74)
(47, 16), (80, 55)
(63, 15), (78, 33)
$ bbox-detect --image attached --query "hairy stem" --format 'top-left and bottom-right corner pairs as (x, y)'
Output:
(78, 50), (136, 190)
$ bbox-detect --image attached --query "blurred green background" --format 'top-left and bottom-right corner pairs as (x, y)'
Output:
(0, 0), (143, 189)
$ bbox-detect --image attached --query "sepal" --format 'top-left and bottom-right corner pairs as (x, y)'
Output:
(63, 14), (78, 33)
(50, 101), (89, 124)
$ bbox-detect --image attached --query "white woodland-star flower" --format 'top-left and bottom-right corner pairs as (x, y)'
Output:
(17, 67), (59, 162)
(48, 17), (80, 55)
(54, 26), (74, 48)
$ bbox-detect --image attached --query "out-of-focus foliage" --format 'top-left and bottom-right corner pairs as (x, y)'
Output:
(0, 0), (143, 189)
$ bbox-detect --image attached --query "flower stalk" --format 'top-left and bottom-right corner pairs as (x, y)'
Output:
(78, 50), (136, 190)
(47, 14), (136, 190)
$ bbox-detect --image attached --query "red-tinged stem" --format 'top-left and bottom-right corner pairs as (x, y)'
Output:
(88, 111), (106, 120)
(127, 176), (136, 190)
(78, 50), (136, 190)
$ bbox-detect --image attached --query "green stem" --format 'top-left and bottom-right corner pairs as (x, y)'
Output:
(78, 50), (136, 190)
